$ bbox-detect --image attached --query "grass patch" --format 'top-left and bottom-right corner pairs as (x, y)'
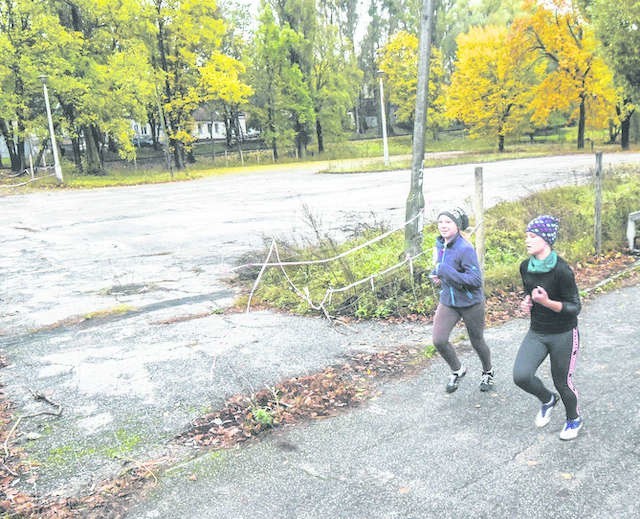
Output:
(2, 128), (634, 191)
(46, 444), (98, 467)
(103, 429), (143, 460)
(83, 305), (136, 321)
(42, 428), (142, 469)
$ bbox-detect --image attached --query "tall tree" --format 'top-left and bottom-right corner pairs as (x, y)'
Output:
(513, 0), (616, 149)
(311, 22), (361, 152)
(214, 1), (254, 149)
(250, 4), (309, 160)
(434, 0), (524, 74)
(269, 0), (317, 158)
(581, 0), (640, 149)
(147, 0), (239, 169)
(49, 0), (154, 174)
(357, 0), (384, 134)
(446, 24), (539, 151)
(378, 30), (447, 138)
(0, 1), (73, 173)
(318, 0), (359, 46)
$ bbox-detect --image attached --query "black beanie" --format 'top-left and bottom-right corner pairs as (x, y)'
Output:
(437, 207), (469, 230)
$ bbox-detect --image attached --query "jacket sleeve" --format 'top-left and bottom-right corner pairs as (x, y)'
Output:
(435, 247), (482, 289)
(557, 265), (581, 316)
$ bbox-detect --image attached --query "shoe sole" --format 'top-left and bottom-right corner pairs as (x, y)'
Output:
(535, 415), (552, 427)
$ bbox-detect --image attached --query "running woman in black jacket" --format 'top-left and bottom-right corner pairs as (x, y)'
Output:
(513, 215), (583, 440)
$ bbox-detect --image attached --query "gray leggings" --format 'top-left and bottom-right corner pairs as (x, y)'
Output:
(513, 328), (580, 420)
(432, 302), (492, 373)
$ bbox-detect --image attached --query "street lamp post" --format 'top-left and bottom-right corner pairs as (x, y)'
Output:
(39, 75), (63, 183)
(376, 70), (389, 167)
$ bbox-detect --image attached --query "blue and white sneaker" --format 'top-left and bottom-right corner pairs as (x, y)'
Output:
(534, 393), (558, 427)
(559, 417), (583, 441)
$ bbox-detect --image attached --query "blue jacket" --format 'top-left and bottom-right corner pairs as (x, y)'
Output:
(432, 233), (484, 308)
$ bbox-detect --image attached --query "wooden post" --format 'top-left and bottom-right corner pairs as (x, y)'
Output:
(594, 151), (603, 255)
(473, 167), (485, 270)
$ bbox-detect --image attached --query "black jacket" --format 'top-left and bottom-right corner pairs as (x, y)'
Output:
(519, 255), (581, 333)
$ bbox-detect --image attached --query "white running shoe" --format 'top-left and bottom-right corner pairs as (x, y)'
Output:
(559, 417), (583, 440)
(534, 393), (558, 427)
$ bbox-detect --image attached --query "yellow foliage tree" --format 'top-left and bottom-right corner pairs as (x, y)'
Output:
(514, 0), (616, 149)
(445, 25), (538, 151)
(378, 31), (448, 138)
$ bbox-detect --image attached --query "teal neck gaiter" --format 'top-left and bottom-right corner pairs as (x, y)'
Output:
(527, 250), (558, 273)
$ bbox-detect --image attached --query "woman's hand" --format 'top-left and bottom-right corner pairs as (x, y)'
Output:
(520, 294), (533, 314)
(531, 286), (549, 305)
(531, 285), (563, 312)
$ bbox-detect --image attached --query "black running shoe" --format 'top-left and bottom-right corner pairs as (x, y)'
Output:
(446, 365), (467, 393)
(479, 369), (495, 392)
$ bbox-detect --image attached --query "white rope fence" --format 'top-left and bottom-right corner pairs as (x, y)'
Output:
(0, 171), (57, 190)
(235, 210), (427, 320)
(235, 209), (481, 322)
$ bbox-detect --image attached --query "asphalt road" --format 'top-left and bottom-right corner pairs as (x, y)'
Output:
(1, 152), (639, 511)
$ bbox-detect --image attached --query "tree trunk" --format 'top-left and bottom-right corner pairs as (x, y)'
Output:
(316, 117), (324, 153)
(577, 96), (586, 150)
(83, 124), (104, 175)
(172, 138), (185, 169)
(608, 120), (619, 144)
(498, 134), (505, 152)
(295, 117), (308, 159)
(224, 111), (233, 148)
(267, 105), (278, 160)
(620, 109), (633, 151)
(72, 137), (83, 172)
(230, 106), (244, 165)
(357, 95), (366, 134)
(149, 118), (159, 150)
(0, 118), (23, 172)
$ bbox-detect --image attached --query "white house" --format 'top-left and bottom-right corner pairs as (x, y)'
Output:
(131, 109), (248, 144)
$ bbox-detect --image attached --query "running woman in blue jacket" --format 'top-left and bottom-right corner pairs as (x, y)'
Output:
(431, 208), (494, 393)
(513, 215), (583, 440)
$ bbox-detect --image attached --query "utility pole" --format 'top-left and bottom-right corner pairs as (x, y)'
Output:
(594, 151), (603, 254)
(376, 70), (389, 167)
(39, 75), (63, 184)
(405, 0), (435, 257)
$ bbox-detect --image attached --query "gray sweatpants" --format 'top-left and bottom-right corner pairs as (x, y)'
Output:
(513, 328), (581, 420)
(432, 302), (492, 373)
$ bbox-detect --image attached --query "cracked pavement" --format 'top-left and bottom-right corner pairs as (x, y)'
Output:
(1, 154), (640, 516)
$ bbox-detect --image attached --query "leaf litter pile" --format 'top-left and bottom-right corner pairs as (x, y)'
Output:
(1, 252), (639, 517)
(176, 347), (426, 449)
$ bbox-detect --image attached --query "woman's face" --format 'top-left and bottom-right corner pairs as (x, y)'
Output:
(438, 215), (458, 241)
(525, 231), (550, 257)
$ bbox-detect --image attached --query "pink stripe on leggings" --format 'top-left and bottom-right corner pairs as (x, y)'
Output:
(567, 327), (580, 414)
